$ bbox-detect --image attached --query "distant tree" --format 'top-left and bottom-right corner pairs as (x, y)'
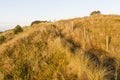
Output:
(13, 25), (23, 34)
(31, 20), (48, 26)
(90, 10), (101, 16)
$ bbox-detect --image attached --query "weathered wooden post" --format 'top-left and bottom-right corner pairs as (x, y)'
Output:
(106, 35), (111, 51)
(84, 27), (87, 40)
(83, 27), (87, 50)
(71, 21), (74, 32)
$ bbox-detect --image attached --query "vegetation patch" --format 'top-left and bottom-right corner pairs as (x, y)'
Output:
(31, 20), (49, 26)
(13, 25), (23, 34)
(0, 14), (120, 80)
(0, 35), (5, 44)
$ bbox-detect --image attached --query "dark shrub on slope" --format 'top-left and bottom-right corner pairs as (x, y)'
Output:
(0, 35), (5, 44)
(31, 20), (48, 26)
(13, 25), (23, 34)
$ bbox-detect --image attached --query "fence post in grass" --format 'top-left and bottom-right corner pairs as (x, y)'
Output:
(84, 27), (87, 40)
(83, 27), (86, 50)
(106, 35), (111, 51)
(71, 21), (74, 32)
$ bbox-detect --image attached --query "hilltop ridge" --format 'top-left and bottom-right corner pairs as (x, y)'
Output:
(0, 14), (120, 80)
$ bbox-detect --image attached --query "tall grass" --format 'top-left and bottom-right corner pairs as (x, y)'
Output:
(0, 14), (120, 80)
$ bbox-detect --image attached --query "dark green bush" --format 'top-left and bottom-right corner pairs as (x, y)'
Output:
(14, 62), (31, 80)
(90, 10), (101, 16)
(4, 74), (14, 80)
(13, 25), (23, 34)
(0, 35), (5, 44)
(31, 20), (48, 26)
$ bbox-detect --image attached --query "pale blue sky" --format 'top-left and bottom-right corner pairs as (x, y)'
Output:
(0, 0), (120, 31)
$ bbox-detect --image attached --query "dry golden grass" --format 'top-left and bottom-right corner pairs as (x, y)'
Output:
(0, 14), (120, 80)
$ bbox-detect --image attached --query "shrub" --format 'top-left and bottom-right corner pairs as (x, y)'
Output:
(13, 25), (23, 34)
(0, 35), (5, 44)
(31, 20), (48, 26)
(14, 62), (31, 80)
(90, 10), (101, 16)
(4, 74), (14, 80)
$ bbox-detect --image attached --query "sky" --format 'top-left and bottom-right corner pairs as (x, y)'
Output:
(0, 0), (120, 31)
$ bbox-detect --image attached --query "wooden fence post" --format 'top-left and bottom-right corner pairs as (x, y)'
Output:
(106, 35), (111, 51)
(83, 27), (87, 50)
(71, 21), (74, 32)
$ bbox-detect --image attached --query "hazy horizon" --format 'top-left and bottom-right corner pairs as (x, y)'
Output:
(0, 0), (120, 31)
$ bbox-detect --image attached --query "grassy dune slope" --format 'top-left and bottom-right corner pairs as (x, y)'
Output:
(0, 15), (120, 80)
